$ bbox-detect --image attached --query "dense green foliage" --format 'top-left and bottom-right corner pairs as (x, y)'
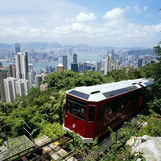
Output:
(0, 66), (145, 144)
(107, 67), (143, 81)
(0, 41), (161, 160)
(0, 89), (66, 139)
(43, 70), (115, 90)
(68, 129), (146, 161)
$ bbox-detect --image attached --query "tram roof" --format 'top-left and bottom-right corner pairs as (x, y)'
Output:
(67, 78), (153, 102)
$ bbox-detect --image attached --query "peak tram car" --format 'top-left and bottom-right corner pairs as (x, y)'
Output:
(63, 78), (153, 143)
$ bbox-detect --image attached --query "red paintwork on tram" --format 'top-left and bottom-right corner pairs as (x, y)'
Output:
(63, 79), (153, 143)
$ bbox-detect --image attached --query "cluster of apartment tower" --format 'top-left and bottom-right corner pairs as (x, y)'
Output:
(0, 43), (46, 103)
(0, 43), (119, 103)
(63, 53), (119, 74)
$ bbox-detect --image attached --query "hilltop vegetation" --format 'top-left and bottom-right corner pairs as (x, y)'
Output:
(0, 68), (143, 139)
(0, 42), (161, 159)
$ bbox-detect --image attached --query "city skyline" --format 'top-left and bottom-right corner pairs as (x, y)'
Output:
(0, 0), (160, 47)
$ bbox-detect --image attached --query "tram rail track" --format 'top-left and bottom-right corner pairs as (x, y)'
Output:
(11, 134), (72, 161)
(95, 108), (149, 160)
(5, 109), (148, 161)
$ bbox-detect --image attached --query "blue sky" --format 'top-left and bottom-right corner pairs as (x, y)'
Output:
(0, 0), (160, 47)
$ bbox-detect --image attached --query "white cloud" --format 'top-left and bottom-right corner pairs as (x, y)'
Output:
(0, 1), (160, 47)
(53, 23), (92, 35)
(76, 12), (96, 22)
(72, 23), (85, 32)
(102, 8), (124, 20)
(133, 5), (142, 14)
(65, 17), (75, 22)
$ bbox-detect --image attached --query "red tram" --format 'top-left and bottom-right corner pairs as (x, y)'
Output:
(63, 78), (153, 143)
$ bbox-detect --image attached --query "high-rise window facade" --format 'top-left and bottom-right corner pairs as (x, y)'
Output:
(15, 43), (20, 55)
(104, 54), (112, 74)
(73, 53), (77, 63)
(62, 55), (67, 70)
(16, 52), (29, 80)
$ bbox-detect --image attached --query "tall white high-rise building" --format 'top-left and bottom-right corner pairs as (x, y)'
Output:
(15, 79), (29, 96)
(108, 54), (112, 72)
(114, 59), (119, 70)
(62, 55), (67, 70)
(104, 55), (109, 75)
(96, 62), (101, 72)
(0, 69), (9, 102)
(4, 77), (16, 103)
(35, 75), (43, 87)
(28, 63), (33, 71)
(16, 52), (29, 80)
(104, 54), (112, 74)
(28, 70), (34, 89)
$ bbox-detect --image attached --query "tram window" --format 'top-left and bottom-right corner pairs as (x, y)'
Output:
(88, 106), (95, 122)
(66, 99), (86, 120)
(105, 105), (113, 115)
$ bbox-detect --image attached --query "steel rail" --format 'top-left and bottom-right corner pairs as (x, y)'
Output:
(10, 134), (71, 161)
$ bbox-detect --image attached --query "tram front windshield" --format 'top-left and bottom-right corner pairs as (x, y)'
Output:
(66, 96), (86, 120)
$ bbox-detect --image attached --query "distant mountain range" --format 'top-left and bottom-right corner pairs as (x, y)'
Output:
(0, 42), (154, 53)
(0, 42), (61, 49)
(0, 43), (14, 48)
(21, 42), (61, 49)
(128, 48), (155, 56)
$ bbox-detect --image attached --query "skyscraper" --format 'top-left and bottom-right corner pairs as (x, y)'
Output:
(71, 63), (78, 72)
(62, 55), (67, 70)
(15, 79), (29, 96)
(28, 70), (34, 89)
(114, 59), (119, 70)
(104, 55), (109, 75)
(108, 54), (112, 72)
(4, 77), (16, 103)
(35, 75), (43, 87)
(138, 59), (143, 69)
(16, 52), (29, 80)
(78, 62), (83, 73)
(28, 63), (33, 71)
(111, 49), (115, 62)
(84, 62), (88, 70)
(0, 62), (3, 68)
(15, 43), (20, 55)
(8, 64), (16, 78)
(73, 53), (77, 63)
(104, 54), (112, 74)
(0, 68), (9, 102)
(96, 62), (101, 72)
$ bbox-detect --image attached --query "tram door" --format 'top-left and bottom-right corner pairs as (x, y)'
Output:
(95, 105), (104, 138)
(85, 105), (96, 138)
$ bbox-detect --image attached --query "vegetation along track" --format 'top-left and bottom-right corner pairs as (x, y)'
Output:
(8, 109), (147, 161)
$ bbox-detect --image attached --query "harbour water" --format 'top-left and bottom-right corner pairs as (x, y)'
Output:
(2, 52), (105, 71)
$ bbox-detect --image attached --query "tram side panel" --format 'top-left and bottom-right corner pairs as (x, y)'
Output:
(94, 89), (143, 139)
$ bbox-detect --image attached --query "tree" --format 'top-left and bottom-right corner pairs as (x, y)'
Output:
(43, 70), (115, 91)
(39, 90), (66, 124)
(106, 67), (143, 82)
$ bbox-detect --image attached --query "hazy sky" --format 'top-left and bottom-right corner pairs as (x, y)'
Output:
(0, 0), (161, 47)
